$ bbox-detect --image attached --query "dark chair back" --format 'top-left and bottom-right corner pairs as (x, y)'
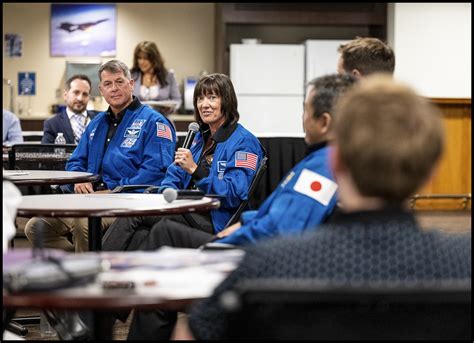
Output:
(224, 154), (268, 228)
(9, 143), (77, 171)
(222, 279), (471, 340)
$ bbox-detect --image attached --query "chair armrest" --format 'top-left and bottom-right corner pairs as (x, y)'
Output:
(200, 242), (238, 250)
(144, 186), (160, 194)
(111, 185), (154, 193)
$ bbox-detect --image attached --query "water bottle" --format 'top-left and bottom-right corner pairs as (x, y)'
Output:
(54, 132), (66, 156)
(40, 311), (55, 337)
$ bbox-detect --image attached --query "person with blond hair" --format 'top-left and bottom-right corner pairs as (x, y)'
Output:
(337, 37), (395, 78)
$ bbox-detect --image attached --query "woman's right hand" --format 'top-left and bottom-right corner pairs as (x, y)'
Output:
(174, 148), (197, 174)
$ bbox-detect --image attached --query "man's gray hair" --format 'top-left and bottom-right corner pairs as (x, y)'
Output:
(98, 60), (131, 81)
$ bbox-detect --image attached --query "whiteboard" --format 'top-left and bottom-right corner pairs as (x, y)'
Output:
(393, 3), (471, 98)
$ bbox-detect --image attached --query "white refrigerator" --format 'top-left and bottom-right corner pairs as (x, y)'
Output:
(230, 44), (305, 135)
(304, 39), (349, 84)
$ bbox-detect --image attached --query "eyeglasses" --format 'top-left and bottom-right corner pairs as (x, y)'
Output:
(100, 78), (129, 91)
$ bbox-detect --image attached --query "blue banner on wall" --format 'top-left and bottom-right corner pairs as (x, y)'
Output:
(18, 72), (36, 95)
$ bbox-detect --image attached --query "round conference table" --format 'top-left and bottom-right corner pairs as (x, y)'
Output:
(3, 245), (242, 339)
(3, 170), (99, 186)
(16, 193), (221, 251)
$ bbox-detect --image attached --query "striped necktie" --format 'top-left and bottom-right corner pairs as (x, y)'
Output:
(72, 114), (86, 144)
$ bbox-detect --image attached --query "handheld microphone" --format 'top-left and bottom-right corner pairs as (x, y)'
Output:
(182, 122), (200, 149)
(163, 188), (205, 203)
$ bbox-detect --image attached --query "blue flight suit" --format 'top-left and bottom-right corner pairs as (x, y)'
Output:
(66, 99), (176, 191)
(160, 123), (264, 233)
(218, 141), (337, 245)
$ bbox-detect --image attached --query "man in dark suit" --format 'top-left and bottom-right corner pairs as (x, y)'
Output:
(42, 75), (97, 144)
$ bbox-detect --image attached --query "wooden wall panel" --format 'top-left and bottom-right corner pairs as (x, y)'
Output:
(413, 99), (471, 210)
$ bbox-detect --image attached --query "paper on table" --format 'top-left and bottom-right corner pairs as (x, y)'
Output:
(97, 265), (233, 298)
(55, 247), (244, 298)
(98, 247), (244, 270)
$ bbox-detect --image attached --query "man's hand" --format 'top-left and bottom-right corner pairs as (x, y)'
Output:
(216, 222), (242, 239)
(74, 182), (94, 194)
(174, 148), (198, 174)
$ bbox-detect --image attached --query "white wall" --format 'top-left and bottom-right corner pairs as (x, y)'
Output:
(3, 3), (470, 119)
(3, 3), (215, 116)
(393, 3), (471, 98)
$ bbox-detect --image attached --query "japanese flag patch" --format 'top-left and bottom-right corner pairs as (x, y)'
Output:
(293, 169), (337, 206)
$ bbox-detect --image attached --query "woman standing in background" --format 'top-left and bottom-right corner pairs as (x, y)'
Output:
(131, 41), (182, 115)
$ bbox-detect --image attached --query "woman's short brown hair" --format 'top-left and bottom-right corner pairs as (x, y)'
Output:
(333, 75), (444, 204)
(193, 73), (239, 128)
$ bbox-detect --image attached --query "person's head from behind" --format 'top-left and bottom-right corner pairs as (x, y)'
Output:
(303, 74), (356, 146)
(98, 60), (134, 112)
(132, 41), (168, 86)
(331, 75), (444, 208)
(193, 73), (239, 134)
(337, 37), (395, 78)
(64, 75), (91, 114)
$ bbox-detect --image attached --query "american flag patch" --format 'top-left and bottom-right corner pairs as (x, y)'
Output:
(156, 123), (172, 141)
(235, 151), (258, 170)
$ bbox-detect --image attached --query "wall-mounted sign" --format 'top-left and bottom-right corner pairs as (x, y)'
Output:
(4, 33), (22, 58)
(18, 72), (36, 95)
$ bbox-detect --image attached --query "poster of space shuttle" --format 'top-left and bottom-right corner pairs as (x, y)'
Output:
(50, 4), (116, 57)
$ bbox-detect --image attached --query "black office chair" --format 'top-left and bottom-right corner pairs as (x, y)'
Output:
(9, 143), (77, 171)
(223, 155), (267, 228)
(221, 278), (471, 340)
(8, 144), (78, 248)
(9, 143), (77, 193)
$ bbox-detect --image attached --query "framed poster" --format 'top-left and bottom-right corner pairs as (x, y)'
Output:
(50, 4), (116, 57)
(4, 33), (23, 58)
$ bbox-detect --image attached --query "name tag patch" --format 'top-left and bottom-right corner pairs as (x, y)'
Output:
(280, 171), (295, 188)
(130, 119), (146, 129)
(217, 161), (226, 180)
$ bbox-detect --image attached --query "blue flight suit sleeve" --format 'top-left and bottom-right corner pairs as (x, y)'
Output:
(218, 148), (338, 245)
(158, 152), (192, 192)
(218, 191), (336, 245)
(240, 210), (258, 224)
(194, 136), (263, 210)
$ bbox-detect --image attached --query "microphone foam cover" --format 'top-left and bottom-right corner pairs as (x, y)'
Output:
(188, 122), (200, 132)
(163, 188), (178, 203)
